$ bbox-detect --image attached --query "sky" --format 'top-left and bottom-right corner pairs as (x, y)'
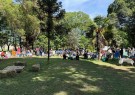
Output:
(58, 0), (114, 19)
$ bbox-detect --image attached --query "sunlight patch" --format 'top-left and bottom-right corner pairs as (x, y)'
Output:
(69, 67), (76, 72)
(54, 91), (68, 95)
(92, 60), (135, 73)
(72, 74), (86, 79)
(80, 84), (102, 92)
(32, 76), (45, 81)
(63, 71), (72, 74)
(87, 77), (103, 82)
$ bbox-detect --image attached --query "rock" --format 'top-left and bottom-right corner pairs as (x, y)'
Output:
(32, 64), (40, 72)
(0, 70), (8, 78)
(4, 66), (25, 73)
(0, 70), (16, 78)
(14, 61), (27, 66)
(6, 70), (16, 77)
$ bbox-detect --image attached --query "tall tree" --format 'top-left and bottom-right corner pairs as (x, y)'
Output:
(64, 12), (93, 34)
(93, 16), (108, 49)
(19, 0), (40, 49)
(107, 0), (135, 46)
(0, 32), (8, 51)
(37, 0), (65, 61)
(127, 12), (135, 46)
(66, 28), (81, 49)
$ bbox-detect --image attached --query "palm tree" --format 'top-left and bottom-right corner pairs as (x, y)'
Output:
(93, 16), (109, 59)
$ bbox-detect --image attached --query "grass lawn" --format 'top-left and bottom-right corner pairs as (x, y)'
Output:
(0, 57), (135, 95)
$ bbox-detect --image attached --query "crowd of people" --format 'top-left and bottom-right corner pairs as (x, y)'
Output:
(61, 49), (96, 60)
(0, 47), (47, 59)
(62, 49), (80, 60)
(100, 47), (135, 62)
(1, 46), (135, 62)
(61, 47), (135, 61)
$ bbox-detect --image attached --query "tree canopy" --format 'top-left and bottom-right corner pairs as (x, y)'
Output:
(0, 0), (135, 54)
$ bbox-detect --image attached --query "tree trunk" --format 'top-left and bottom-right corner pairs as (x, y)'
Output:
(14, 37), (17, 51)
(19, 37), (22, 50)
(7, 44), (10, 51)
(0, 46), (3, 51)
(32, 42), (34, 50)
(47, 13), (53, 62)
(96, 32), (100, 60)
(48, 34), (50, 61)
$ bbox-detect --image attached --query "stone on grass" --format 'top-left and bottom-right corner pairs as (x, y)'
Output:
(0, 70), (8, 78)
(0, 70), (16, 78)
(6, 70), (16, 77)
(4, 66), (25, 73)
(32, 64), (40, 72)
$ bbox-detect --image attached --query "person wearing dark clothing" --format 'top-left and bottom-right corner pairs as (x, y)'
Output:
(63, 51), (67, 59)
(76, 51), (79, 60)
(111, 48), (115, 58)
(84, 51), (88, 59)
(120, 48), (123, 58)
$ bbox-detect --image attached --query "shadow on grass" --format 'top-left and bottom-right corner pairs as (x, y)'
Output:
(0, 57), (135, 95)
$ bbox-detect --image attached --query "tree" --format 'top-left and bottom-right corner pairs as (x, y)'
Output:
(107, 0), (135, 46)
(37, 0), (65, 61)
(93, 16), (109, 49)
(34, 34), (48, 51)
(79, 36), (90, 49)
(107, 0), (133, 26)
(64, 12), (93, 34)
(66, 28), (81, 49)
(0, 0), (18, 50)
(127, 12), (135, 46)
(0, 32), (8, 51)
(19, 0), (40, 49)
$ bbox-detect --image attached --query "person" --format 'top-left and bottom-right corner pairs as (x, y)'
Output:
(123, 48), (128, 58)
(36, 47), (40, 56)
(17, 46), (21, 57)
(84, 50), (88, 59)
(12, 49), (16, 57)
(22, 48), (26, 57)
(6, 51), (11, 58)
(112, 48), (115, 59)
(76, 51), (79, 60)
(63, 50), (67, 59)
(120, 47), (123, 58)
(1, 51), (5, 58)
(39, 47), (43, 56)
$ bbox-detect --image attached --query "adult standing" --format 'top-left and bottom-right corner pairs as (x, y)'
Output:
(120, 47), (123, 58)
(76, 50), (80, 60)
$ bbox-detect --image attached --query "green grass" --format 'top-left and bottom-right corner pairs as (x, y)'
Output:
(0, 57), (135, 95)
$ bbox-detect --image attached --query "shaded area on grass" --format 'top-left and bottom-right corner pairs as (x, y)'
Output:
(0, 58), (135, 95)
